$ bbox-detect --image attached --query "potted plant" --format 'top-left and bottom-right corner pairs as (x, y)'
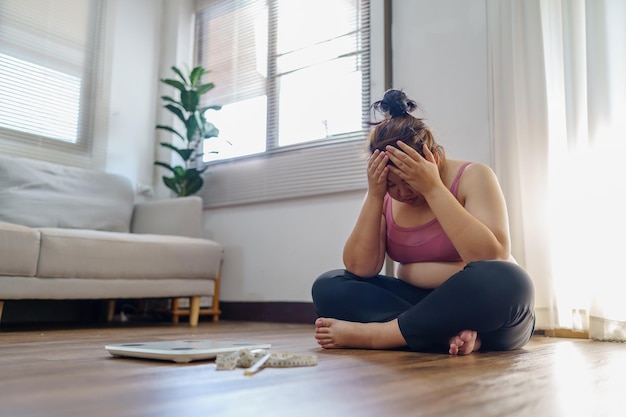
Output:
(155, 65), (221, 197)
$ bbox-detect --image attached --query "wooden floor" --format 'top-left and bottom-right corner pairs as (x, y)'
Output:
(1, 321), (625, 417)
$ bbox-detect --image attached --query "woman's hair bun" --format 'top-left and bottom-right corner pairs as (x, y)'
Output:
(372, 89), (418, 117)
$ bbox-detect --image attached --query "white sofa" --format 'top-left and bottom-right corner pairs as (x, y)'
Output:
(0, 155), (223, 326)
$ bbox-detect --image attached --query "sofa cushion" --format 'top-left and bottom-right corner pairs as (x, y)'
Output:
(0, 277), (216, 300)
(36, 228), (223, 280)
(0, 155), (134, 233)
(0, 222), (40, 277)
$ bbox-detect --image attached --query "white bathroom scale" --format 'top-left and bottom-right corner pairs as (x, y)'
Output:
(105, 340), (271, 363)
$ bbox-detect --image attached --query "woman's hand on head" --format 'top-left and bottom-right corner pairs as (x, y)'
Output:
(386, 141), (442, 196)
(367, 149), (389, 199)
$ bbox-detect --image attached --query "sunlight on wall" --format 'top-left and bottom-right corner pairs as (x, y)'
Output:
(547, 137), (626, 328)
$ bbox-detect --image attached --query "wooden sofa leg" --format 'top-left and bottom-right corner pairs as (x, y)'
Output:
(0, 301), (4, 323)
(189, 296), (201, 327)
(106, 300), (116, 323)
(212, 265), (222, 322)
(171, 298), (180, 324)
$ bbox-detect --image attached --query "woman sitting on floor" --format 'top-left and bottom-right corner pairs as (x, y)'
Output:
(311, 89), (535, 355)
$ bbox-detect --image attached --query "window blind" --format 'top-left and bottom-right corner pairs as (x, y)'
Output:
(194, 0), (371, 207)
(0, 0), (107, 168)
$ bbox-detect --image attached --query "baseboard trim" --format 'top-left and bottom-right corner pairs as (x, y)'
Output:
(542, 329), (589, 339)
(218, 301), (317, 324)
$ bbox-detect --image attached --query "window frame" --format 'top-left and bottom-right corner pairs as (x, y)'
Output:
(193, 0), (381, 208)
(0, 0), (106, 164)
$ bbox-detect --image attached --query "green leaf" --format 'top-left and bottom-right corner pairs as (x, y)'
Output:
(163, 176), (182, 196)
(196, 82), (215, 96)
(159, 142), (194, 161)
(161, 78), (186, 92)
(189, 66), (205, 86)
(177, 149), (194, 161)
(160, 96), (180, 105)
(186, 116), (199, 141)
(199, 105), (222, 114)
(184, 167), (208, 180)
(182, 168), (203, 178)
(164, 104), (186, 124)
(181, 89), (199, 112)
(159, 142), (183, 153)
(171, 66), (188, 85)
(202, 122), (219, 139)
(172, 166), (187, 178)
(195, 113), (207, 136)
(185, 176), (204, 196)
(156, 125), (185, 142)
(154, 161), (175, 173)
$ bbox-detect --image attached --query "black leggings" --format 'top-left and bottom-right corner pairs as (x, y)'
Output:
(311, 260), (535, 352)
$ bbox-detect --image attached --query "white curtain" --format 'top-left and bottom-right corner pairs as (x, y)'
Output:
(488, 0), (626, 341)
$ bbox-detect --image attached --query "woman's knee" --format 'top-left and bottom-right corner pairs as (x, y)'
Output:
(311, 269), (349, 301)
(467, 260), (532, 285)
(463, 260), (535, 303)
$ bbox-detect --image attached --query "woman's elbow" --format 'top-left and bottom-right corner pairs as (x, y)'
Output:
(343, 247), (385, 278)
(343, 261), (381, 278)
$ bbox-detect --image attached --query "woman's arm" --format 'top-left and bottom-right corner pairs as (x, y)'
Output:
(386, 142), (511, 263)
(343, 150), (389, 277)
(424, 163), (511, 262)
(343, 195), (387, 277)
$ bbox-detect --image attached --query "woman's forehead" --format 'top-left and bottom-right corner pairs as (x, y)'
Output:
(386, 171), (403, 183)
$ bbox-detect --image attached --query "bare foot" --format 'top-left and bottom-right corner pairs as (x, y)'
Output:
(314, 317), (406, 350)
(449, 330), (481, 355)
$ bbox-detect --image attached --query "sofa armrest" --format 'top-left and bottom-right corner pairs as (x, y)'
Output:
(130, 196), (203, 238)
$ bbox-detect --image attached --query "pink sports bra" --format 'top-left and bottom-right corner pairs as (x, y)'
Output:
(384, 162), (472, 264)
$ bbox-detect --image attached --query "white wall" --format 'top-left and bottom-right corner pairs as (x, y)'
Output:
(104, 0), (163, 193)
(392, 0), (491, 165)
(203, 191), (365, 302)
(104, 0), (195, 199)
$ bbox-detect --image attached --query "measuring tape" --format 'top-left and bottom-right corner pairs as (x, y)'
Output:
(216, 348), (318, 374)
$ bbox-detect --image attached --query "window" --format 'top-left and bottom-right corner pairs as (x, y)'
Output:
(194, 0), (372, 207)
(0, 0), (106, 165)
(196, 0), (369, 160)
